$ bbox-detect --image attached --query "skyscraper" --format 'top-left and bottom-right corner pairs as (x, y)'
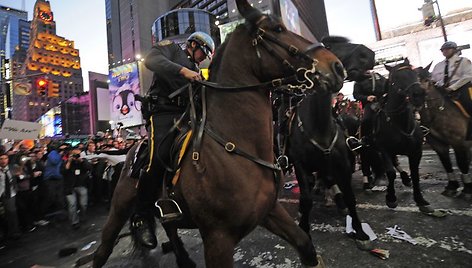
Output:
(13, 0), (83, 122)
(105, 0), (172, 93)
(0, 6), (28, 123)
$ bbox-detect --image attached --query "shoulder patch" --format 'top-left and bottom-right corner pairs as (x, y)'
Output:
(157, 39), (173, 46)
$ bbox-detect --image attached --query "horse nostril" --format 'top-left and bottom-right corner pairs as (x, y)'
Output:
(332, 61), (346, 80)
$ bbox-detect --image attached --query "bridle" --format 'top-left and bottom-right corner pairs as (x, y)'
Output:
(384, 65), (421, 115)
(187, 16), (337, 174)
(381, 65), (421, 137)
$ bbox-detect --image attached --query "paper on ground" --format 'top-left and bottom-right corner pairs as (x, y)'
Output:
(346, 215), (377, 241)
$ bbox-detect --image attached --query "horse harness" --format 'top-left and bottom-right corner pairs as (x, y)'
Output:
(188, 17), (329, 175)
(380, 65), (421, 138)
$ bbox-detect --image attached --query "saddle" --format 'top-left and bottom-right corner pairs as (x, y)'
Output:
(438, 83), (472, 118)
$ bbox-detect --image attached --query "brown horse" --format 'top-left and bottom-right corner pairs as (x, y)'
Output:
(416, 64), (472, 199)
(92, 1), (345, 267)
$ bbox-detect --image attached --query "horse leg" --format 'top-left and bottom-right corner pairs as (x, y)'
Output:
(294, 164), (314, 236)
(382, 153), (398, 208)
(393, 155), (411, 187)
(162, 223), (196, 268)
(200, 229), (237, 268)
(453, 146), (472, 199)
(93, 174), (137, 268)
(428, 137), (457, 195)
(359, 149), (374, 190)
(335, 168), (372, 250)
(261, 202), (320, 267)
(409, 150), (431, 211)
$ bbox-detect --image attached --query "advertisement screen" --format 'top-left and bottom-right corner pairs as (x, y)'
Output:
(40, 107), (62, 137)
(280, 0), (301, 34)
(109, 63), (143, 128)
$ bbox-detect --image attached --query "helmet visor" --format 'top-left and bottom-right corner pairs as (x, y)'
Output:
(199, 44), (213, 59)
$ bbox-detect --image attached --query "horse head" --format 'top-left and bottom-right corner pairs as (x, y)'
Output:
(230, 0), (345, 94)
(322, 36), (375, 82)
(385, 58), (425, 110)
(413, 61), (434, 93)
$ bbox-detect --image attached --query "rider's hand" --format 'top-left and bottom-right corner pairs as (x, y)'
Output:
(367, 95), (376, 102)
(179, 67), (202, 82)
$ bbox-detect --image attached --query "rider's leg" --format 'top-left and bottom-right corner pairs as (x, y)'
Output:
(131, 113), (179, 249)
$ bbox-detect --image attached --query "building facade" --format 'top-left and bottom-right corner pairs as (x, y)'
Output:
(13, 0), (83, 122)
(0, 6), (28, 123)
(105, 0), (171, 94)
(369, 8), (472, 76)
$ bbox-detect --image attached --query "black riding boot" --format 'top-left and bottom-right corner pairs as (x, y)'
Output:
(131, 170), (161, 249)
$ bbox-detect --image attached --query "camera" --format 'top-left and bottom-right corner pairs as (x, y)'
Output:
(72, 154), (81, 159)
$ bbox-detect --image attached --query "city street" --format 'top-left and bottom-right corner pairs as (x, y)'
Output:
(1, 150), (472, 268)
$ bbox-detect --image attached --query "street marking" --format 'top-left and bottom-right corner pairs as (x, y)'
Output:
(278, 198), (472, 217)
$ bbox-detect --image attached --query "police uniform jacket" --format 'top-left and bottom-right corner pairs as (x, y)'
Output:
(431, 53), (472, 91)
(353, 72), (387, 106)
(144, 40), (198, 113)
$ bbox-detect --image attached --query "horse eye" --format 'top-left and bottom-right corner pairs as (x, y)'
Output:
(274, 25), (284, 32)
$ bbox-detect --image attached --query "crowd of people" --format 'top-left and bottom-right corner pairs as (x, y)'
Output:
(0, 134), (141, 250)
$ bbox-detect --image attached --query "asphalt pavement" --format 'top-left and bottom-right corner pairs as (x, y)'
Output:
(1, 149), (471, 268)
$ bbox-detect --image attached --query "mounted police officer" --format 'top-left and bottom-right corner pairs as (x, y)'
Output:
(131, 32), (215, 249)
(431, 41), (472, 139)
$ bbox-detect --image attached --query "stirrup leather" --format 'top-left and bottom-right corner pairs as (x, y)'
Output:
(155, 199), (183, 223)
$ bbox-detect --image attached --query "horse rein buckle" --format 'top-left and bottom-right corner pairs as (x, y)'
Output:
(224, 142), (236, 152)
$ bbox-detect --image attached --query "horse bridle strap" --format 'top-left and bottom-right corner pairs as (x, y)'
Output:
(204, 126), (281, 171)
(296, 112), (339, 155)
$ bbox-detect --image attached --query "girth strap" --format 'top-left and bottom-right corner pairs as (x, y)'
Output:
(204, 126), (281, 171)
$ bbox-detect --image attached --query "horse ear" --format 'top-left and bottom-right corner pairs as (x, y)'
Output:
(384, 64), (392, 72)
(404, 57), (410, 65)
(236, 0), (263, 24)
(425, 61), (433, 71)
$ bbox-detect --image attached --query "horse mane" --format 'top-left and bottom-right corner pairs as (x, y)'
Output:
(321, 36), (351, 45)
(208, 25), (248, 81)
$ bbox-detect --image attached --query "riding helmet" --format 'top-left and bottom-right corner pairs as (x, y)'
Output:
(187, 31), (215, 58)
(440, 41), (457, 51)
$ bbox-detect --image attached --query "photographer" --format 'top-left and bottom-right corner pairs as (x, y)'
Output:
(64, 149), (91, 229)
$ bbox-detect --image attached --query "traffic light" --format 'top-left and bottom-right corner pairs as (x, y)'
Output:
(36, 78), (48, 96)
(48, 81), (60, 97)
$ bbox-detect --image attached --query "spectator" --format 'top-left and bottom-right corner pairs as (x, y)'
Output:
(64, 149), (91, 229)
(0, 152), (21, 244)
(13, 156), (36, 233)
(41, 143), (66, 219)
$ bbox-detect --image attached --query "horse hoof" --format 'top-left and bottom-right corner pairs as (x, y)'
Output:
(386, 201), (398, 208)
(305, 255), (325, 268)
(419, 205), (434, 214)
(400, 172), (411, 187)
(441, 189), (458, 197)
(355, 239), (373, 251)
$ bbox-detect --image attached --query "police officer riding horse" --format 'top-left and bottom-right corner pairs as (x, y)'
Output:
(131, 32), (215, 249)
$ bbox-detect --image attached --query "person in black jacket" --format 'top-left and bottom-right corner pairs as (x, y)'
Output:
(64, 149), (91, 229)
(131, 32), (215, 249)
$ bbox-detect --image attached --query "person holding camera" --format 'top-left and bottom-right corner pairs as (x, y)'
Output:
(41, 142), (66, 219)
(64, 149), (91, 229)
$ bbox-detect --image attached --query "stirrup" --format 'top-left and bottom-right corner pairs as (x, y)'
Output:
(277, 155), (289, 170)
(345, 136), (362, 151)
(155, 199), (183, 223)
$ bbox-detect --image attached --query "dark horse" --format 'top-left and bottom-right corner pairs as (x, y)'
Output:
(282, 36), (375, 249)
(375, 59), (433, 213)
(415, 64), (472, 199)
(92, 1), (345, 267)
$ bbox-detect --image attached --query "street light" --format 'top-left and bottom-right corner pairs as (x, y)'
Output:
(419, 0), (447, 42)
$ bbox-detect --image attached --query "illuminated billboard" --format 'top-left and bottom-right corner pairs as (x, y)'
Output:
(108, 62), (143, 128)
